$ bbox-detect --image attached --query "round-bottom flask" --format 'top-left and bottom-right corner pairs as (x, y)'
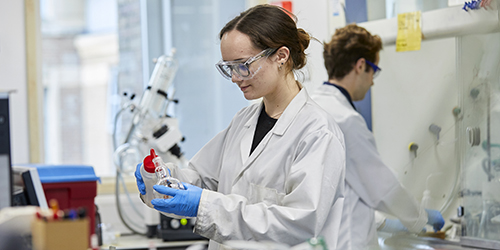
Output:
(153, 165), (185, 199)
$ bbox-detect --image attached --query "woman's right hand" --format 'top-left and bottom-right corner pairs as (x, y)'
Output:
(135, 163), (146, 195)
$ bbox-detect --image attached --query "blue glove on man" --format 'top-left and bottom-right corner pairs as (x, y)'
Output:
(379, 219), (408, 233)
(151, 183), (202, 217)
(134, 163), (146, 195)
(425, 208), (445, 232)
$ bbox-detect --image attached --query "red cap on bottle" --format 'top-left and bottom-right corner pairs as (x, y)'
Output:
(143, 148), (157, 173)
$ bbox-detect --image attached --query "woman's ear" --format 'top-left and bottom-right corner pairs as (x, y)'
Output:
(275, 46), (290, 66)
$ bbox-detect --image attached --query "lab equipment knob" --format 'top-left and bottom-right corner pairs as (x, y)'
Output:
(470, 88), (480, 99)
(409, 142), (419, 157)
(170, 219), (181, 229)
(429, 124), (441, 141)
(466, 127), (480, 146)
(457, 206), (464, 217)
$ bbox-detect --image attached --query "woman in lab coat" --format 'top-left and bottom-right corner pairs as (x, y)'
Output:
(135, 4), (346, 249)
(310, 24), (444, 250)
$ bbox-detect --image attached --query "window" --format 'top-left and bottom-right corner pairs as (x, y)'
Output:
(170, 0), (248, 160)
(41, 0), (247, 177)
(42, 0), (119, 177)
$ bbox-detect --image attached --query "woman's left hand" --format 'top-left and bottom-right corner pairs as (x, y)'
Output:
(151, 183), (202, 217)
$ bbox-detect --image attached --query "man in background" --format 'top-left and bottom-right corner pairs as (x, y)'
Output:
(311, 24), (445, 249)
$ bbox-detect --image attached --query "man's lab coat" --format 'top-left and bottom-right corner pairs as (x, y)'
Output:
(311, 84), (427, 250)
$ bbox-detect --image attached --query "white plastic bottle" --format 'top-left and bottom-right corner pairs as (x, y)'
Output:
(140, 149), (159, 208)
(140, 149), (162, 238)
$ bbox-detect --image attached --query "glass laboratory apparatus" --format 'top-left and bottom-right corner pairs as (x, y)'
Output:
(458, 30), (500, 249)
(140, 148), (185, 207)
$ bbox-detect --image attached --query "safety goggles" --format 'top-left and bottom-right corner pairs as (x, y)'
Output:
(365, 59), (382, 79)
(215, 48), (277, 80)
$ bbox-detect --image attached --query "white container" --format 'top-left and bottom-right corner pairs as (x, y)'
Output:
(140, 151), (158, 208)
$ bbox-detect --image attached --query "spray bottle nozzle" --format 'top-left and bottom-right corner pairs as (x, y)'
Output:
(150, 148), (158, 158)
(143, 149), (157, 173)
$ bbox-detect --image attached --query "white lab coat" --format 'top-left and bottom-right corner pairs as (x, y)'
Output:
(311, 84), (427, 250)
(171, 89), (346, 250)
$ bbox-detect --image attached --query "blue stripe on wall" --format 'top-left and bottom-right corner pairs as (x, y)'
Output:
(345, 0), (371, 131)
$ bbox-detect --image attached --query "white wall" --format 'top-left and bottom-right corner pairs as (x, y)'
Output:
(294, 0), (330, 91)
(294, 0), (345, 92)
(371, 38), (459, 214)
(0, 1), (30, 164)
(362, 3), (500, 223)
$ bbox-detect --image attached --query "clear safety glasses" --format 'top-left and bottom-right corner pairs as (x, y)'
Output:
(215, 48), (277, 80)
(365, 59), (382, 79)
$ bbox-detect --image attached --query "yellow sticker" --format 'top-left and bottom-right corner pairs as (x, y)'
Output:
(396, 11), (422, 52)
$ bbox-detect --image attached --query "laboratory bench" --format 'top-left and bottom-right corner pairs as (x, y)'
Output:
(103, 234), (486, 250)
(100, 234), (207, 250)
(377, 232), (488, 250)
(98, 232), (498, 250)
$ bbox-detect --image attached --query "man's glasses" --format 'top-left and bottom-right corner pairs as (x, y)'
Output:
(365, 60), (381, 79)
(216, 48), (277, 80)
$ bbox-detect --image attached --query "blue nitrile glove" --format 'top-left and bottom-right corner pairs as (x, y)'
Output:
(379, 219), (408, 233)
(151, 183), (202, 217)
(134, 163), (146, 195)
(425, 209), (445, 232)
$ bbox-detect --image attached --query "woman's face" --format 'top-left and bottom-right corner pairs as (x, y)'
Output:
(220, 30), (279, 100)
